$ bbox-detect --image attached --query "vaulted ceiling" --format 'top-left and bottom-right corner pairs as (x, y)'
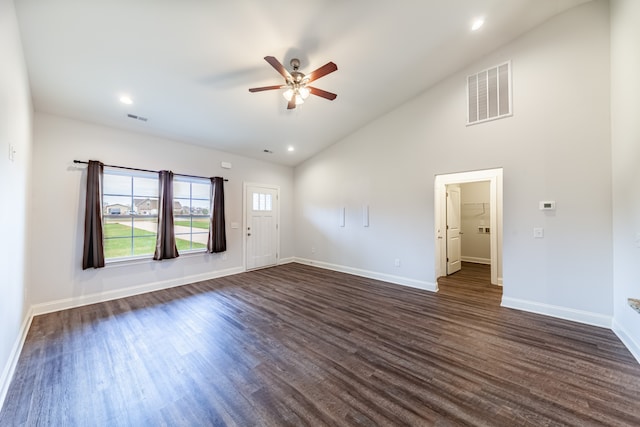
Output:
(15, 0), (590, 166)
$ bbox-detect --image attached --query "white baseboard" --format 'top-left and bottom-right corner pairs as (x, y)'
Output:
(0, 307), (33, 412)
(612, 319), (640, 364)
(31, 266), (245, 316)
(501, 296), (612, 328)
(461, 256), (491, 265)
(278, 257), (295, 265)
(294, 258), (438, 292)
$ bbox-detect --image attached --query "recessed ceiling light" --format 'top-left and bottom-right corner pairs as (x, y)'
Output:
(471, 17), (485, 31)
(119, 95), (133, 105)
(287, 146), (294, 152)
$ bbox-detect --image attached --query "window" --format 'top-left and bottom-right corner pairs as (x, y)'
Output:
(252, 192), (273, 211)
(173, 177), (211, 252)
(102, 168), (159, 260)
(101, 168), (214, 261)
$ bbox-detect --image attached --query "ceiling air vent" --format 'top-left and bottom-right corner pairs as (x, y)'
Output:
(127, 114), (148, 122)
(467, 61), (511, 125)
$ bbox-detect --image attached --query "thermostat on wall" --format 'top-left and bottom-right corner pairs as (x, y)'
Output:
(539, 201), (556, 210)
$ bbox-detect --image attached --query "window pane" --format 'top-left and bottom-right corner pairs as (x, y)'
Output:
(133, 217), (157, 237)
(174, 197), (190, 216)
(173, 181), (191, 199)
(103, 174), (131, 196)
(104, 237), (133, 259)
(192, 217), (209, 230)
(133, 197), (158, 215)
(171, 178), (211, 253)
(103, 195), (133, 215)
(265, 194), (272, 211)
(253, 193), (259, 211)
(259, 193), (266, 211)
(192, 199), (209, 216)
(192, 182), (210, 199)
(133, 176), (158, 197)
(133, 236), (156, 256)
(104, 217), (133, 238)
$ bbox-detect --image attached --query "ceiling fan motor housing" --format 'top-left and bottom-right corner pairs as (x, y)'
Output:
(290, 59), (305, 83)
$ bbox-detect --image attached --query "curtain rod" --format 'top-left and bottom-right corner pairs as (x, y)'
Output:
(73, 160), (228, 182)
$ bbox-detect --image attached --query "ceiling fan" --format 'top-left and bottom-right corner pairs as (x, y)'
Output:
(249, 56), (337, 110)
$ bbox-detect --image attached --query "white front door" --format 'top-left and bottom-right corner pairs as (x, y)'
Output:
(245, 184), (279, 270)
(446, 184), (462, 275)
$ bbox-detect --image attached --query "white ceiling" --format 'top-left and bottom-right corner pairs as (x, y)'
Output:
(15, 0), (590, 166)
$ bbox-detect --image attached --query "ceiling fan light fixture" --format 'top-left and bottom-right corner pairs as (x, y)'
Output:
(282, 88), (294, 101)
(295, 95), (305, 105)
(298, 86), (310, 99)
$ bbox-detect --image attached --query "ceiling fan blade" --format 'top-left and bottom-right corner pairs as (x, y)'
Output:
(287, 97), (296, 110)
(248, 85), (284, 93)
(306, 62), (338, 83)
(309, 86), (337, 101)
(264, 56), (292, 81)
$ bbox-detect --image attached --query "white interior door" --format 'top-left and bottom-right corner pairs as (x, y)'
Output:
(446, 184), (462, 275)
(245, 184), (279, 270)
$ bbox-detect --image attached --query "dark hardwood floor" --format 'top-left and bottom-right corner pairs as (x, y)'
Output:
(437, 261), (502, 305)
(1, 262), (639, 426)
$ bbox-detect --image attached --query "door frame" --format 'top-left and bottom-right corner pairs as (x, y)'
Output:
(446, 184), (462, 275)
(243, 182), (281, 271)
(434, 168), (503, 285)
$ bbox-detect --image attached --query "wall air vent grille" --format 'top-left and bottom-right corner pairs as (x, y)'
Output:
(467, 61), (511, 125)
(127, 114), (149, 122)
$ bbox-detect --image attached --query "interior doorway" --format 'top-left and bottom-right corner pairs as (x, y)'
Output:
(434, 168), (503, 286)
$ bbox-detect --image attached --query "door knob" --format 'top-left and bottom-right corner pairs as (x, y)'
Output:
(247, 233), (251, 236)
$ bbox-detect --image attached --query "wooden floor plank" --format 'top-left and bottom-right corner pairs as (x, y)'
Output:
(1, 262), (639, 426)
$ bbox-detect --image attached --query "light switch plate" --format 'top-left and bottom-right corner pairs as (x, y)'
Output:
(533, 227), (544, 238)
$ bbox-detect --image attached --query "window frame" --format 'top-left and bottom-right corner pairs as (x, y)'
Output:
(172, 176), (211, 254)
(102, 167), (159, 263)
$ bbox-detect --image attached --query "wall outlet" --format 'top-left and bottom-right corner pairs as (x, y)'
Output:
(311, 247), (316, 253)
(221, 253), (227, 261)
(394, 258), (401, 267)
(9, 144), (16, 162)
(533, 227), (544, 238)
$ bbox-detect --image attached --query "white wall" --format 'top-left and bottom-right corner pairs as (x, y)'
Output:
(28, 113), (294, 310)
(294, 1), (612, 325)
(460, 182), (491, 263)
(611, 0), (640, 361)
(0, 0), (33, 406)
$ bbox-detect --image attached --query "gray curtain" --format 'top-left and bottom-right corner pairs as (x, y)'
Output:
(207, 176), (226, 253)
(153, 170), (179, 260)
(82, 160), (105, 269)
